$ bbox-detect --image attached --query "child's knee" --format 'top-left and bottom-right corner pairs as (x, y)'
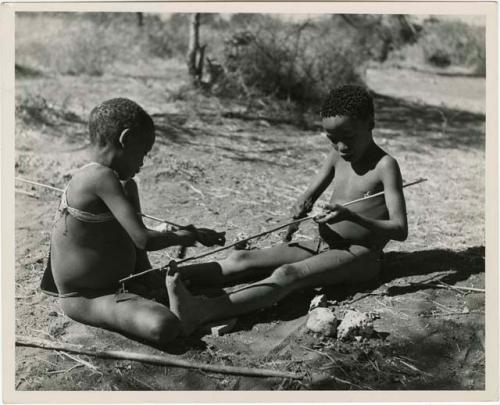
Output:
(60, 297), (89, 324)
(228, 250), (250, 262)
(271, 263), (302, 285)
(225, 250), (253, 269)
(145, 311), (181, 344)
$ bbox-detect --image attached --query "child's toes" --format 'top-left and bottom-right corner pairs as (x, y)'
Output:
(167, 260), (179, 276)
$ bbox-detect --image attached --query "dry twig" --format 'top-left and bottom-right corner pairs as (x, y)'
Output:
(16, 336), (304, 380)
(432, 282), (485, 293)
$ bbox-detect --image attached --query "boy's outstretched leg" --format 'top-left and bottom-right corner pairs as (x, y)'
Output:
(178, 240), (319, 285)
(167, 244), (381, 336)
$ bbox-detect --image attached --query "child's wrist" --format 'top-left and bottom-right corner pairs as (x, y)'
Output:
(347, 210), (357, 222)
(176, 229), (197, 245)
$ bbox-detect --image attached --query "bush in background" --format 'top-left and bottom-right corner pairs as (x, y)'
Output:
(16, 12), (486, 109)
(422, 19), (485, 75)
(16, 13), (146, 76)
(146, 13), (190, 58)
(391, 18), (485, 76)
(213, 16), (367, 107)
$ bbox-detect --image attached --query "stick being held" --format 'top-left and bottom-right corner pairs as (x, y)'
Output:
(284, 178), (427, 242)
(119, 178), (426, 285)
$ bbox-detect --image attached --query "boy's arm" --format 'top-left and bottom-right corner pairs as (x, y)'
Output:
(316, 156), (408, 242)
(95, 170), (196, 251)
(294, 150), (337, 215)
(122, 179), (152, 271)
(283, 151), (336, 241)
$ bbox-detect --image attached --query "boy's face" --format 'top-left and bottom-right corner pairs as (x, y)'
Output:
(117, 129), (155, 180)
(322, 115), (373, 163)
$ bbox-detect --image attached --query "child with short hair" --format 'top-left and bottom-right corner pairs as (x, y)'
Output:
(167, 85), (408, 336)
(41, 98), (225, 345)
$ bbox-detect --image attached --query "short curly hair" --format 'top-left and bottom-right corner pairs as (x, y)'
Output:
(320, 85), (374, 124)
(88, 98), (155, 147)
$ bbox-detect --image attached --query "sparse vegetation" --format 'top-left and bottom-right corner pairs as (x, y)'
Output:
(14, 11), (485, 392)
(391, 18), (486, 76)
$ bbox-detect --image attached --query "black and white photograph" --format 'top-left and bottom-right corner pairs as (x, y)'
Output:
(2, 1), (497, 400)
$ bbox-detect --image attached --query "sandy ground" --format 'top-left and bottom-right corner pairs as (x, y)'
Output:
(14, 65), (485, 390)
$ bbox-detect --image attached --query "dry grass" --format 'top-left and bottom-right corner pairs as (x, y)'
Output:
(14, 13), (485, 391)
(14, 66), (485, 263)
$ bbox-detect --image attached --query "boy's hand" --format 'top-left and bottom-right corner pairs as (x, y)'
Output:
(194, 227), (226, 247)
(283, 198), (313, 242)
(314, 204), (352, 224)
(176, 225), (198, 247)
(152, 222), (172, 233)
(283, 223), (299, 242)
(291, 198), (314, 219)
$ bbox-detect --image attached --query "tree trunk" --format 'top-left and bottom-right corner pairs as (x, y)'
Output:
(187, 13), (203, 85)
(136, 12), (143, 28)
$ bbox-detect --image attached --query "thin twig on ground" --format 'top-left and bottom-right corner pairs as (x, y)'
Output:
(129, 375), (156, 390)
(56, 350), (100, 373)
(30, 328), (52, 338)
(432, 282), (485, 293)
(420, 310), (484, 318)
(47, 364), (83, 374)
(394, 357), (433, 377)
(300, 345), (335, 363)
(15, 188), (39, 198)
(431, 300), (456, 313)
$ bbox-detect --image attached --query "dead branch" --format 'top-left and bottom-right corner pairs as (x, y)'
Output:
(420, 310), (484, 318)
(16, 336), (304, 380)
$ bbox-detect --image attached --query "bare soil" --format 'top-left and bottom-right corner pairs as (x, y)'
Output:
(14, 65), (485, 390)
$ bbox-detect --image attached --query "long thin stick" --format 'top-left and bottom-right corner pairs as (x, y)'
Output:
(431, 282), (485, 293)
(343, 178), (427, 207)
(15, 177), (64, 193)
(15, 176), (182, 227)
(16, 336), (304, 380)
(139, 213), (182, 228)
(119, 178), (427, 284)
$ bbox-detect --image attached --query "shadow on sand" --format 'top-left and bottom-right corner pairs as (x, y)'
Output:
(233, 245), (485, 330)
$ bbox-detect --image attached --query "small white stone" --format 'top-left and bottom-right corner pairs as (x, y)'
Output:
(309, 294), (328, 312)
(306, 307), (338, 337)
(337, 310), (375, 341)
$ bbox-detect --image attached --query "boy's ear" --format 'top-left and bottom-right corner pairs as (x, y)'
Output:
(118, 128), (131, 149)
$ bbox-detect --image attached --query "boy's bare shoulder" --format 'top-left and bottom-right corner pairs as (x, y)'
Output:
(77, 164), (121, 194)
(376, 152), (402, 181)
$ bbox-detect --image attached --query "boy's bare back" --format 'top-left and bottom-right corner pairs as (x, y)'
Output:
(51, 165), (138, 294)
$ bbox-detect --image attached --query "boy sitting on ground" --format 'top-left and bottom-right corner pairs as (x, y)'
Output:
(167, 85), (408, 335)
(41, 98), (225, 345)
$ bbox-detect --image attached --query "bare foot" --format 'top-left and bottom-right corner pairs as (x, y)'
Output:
(166, 262), (208, 336)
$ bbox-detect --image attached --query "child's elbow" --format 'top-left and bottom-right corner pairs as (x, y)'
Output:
(133, 232), (148, 250)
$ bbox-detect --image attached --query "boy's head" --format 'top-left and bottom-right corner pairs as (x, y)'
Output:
(320, 85), (375, 162)
(89, 98), (155, 180)
(89, 98), (155, 147)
